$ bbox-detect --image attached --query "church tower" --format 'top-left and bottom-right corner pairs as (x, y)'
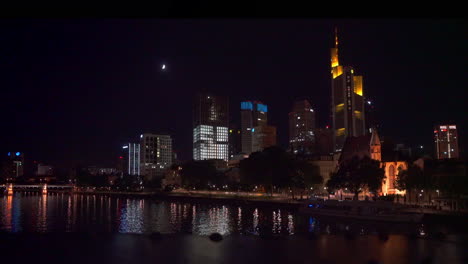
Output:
(369, 128), (381, 161)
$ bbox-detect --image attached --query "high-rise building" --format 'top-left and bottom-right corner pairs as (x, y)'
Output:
(434, 125), (459, 159)
(1, 152), (24, 180)
(36, 164), (54, 176)
(228, 124), (242, 159)
(193, 93), (229, 161)
(140, 134), (173, 180)
(364, 98), (376, 132)
(241, 101), (268, 154)
(122, 143), (141, 175)
(289, 99), (316, 154)
(314, 127), (334, 155)
(331, 29), (365, 152)
(252, 125), (277, 152)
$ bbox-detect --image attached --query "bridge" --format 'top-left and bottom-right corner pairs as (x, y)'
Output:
(1, 184), (75, 195)
(1, 184), (74, 189)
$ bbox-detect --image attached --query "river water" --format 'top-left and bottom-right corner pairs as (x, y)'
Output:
(0, 192), (467, 263)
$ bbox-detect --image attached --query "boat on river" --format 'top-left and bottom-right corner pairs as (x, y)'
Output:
(299, 200), (424, 223)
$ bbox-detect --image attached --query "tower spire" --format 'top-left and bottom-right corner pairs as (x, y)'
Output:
(335, 27), (338, 48)
(331, 27), (340, 69)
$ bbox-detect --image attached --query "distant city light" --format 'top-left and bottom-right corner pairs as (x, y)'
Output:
(7, 152), (11, 156)
(140, 134), (143, 138)
(15, 152), (20, 156)
(367, 101), (371, 105)
(161, 64), (166, 70)
(420, 145), (423, 149)
(122, 145), (129, 149)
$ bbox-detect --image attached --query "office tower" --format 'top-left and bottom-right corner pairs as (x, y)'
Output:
(331, 29), (365, 152)
(252, 125), (277, 152)
(140, 134), (172, 180)
(434, 125), (459, 159)
(241, 101), (268, 154)
(228, 124), (242, 159)
(193, 93), (229, 161)
(289, 99), (316, 154)
(1, 152), (24, 179)
(314, 127), (334, 155)
(122, 143), (141, 175)
(364, 98), (376, 132)
(36, 164), (54, 176)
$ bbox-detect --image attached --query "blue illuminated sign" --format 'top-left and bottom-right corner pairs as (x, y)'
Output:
(252, 128), (255, 132)
(16, 152), (21, 156)
(7, 152), (11, 156)
(241, 101), (253, 110)
(257, 104), (268, 112)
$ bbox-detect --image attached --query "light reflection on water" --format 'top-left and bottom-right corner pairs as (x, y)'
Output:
(0, 192), (463, 239)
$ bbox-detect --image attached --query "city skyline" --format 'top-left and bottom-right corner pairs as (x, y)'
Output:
(0, 19), (465, 168)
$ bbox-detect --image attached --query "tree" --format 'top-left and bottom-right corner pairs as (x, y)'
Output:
(291, 159), (322, 199)
(327, 156), (385, 200)
(361, 157), (386, 199)
(396, 162), (436, 204)
(239, 146), (294, 195)
(180, 160), (218, 189)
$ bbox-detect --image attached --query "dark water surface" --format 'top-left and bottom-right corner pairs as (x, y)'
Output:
(0, 192), (467, 264)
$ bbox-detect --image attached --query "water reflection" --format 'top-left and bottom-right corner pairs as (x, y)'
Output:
(0, 193), (464, 239)
(287, 214), (294, 235)
(1, 194), (13, 231)
(118, 198), (145, 233)
(272, 209), (281, 233)
(253, 208), (259, 232)
(37, 194), (47, 232)
(308, 217), (316, 233)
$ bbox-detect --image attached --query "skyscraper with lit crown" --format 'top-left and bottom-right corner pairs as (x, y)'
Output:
(241, 101), (268, 154)
(193, 93), (229, 161)
(434, 124), (459, 159)
(331, 28), (366, 152)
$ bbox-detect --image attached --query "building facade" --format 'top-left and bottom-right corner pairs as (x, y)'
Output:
(193, 93), (229, 161)
(339, 129), (406, 197)
(434, 125), (459, 159)
(289, 99), (316, 154)
(314, 127), (334, 155)
(252, 125), (277, 153)
(241, 101), (268, 155)
(36, 164), (54, 176)
(1, 152), (25, 180)
(122, 143), (141, 175)
(331, 29), (366, 152)
(228, 124), (242, 159)
(140, 134), (172, 181)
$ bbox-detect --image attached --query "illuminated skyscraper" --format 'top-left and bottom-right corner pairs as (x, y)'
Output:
(289, 99), (316, 154)
(434, 125), (459, 159)
(122, 143), (140, 175)
(193, 93), (229, 161)
(140, 134), (172, 180)
(241, 101), (268, 154)
(331, 29), (365, 152)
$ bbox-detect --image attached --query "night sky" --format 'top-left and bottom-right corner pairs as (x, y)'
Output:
(0, 19), (466, 169)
